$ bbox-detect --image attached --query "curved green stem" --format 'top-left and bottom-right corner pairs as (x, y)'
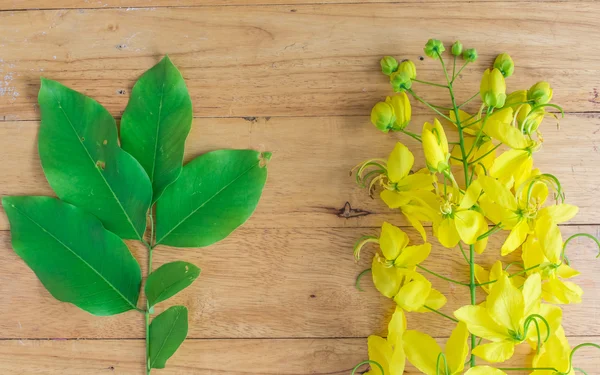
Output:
(417, 264), (470, 286)
(563, 233), (600, 259)
(355, 268), (371, 291)
(351, 360), (384, 375)
(567, 343), (600, 374)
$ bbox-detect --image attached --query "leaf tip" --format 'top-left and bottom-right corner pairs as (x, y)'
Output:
(259, 151), (272, 168)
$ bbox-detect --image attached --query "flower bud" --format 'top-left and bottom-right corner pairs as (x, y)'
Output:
(504, 90), (527, 108)
(422, 118), (449, 173)
(493, 53), (514, 78)
(480, 68), (506, 108)
(423, 39), (445, 58)
(380, 56), (399, 76)
(390, 71), (412, 93)
(398, 60), (416, 80)
(451, 41), (463, 56)
(528, 81), (553, 105)
(516, 104), (545, 134)
(385, 93), (412, 130)
(370, 101), (395, 133)
(462, 48), (478, 62)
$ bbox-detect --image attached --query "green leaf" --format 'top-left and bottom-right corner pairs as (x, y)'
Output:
(156, 150), (270, 247)
(121, 56), (193, 202)
(2, 196), (142, 316)
(37, 78), (152, 240)
(145, 261), (200, 308)
(149, 305), (188, 369)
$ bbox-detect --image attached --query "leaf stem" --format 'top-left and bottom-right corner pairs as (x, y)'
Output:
(416, 264), (469, 286)
(424, 305), (459, 323)
(143, 209), (156, 375)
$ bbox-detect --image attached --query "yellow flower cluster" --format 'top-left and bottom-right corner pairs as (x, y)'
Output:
(352, 40), (600, 375)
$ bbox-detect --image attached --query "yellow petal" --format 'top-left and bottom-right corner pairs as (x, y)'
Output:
(521, 236), (545, 272)
(445, 322), (469, 374)
(380, 190), (411, 209)
(535, 216), (562, 264)
(464, 366), (507, 375)
(387, 307), (406, 347)
(415, 288), (447, 312)
(455, 210), (488, 245)
(397, 173), (435, 191)
(490, 149), (530, 184)
(528, 304), (563, 344)
(395, 243), (431, 268)
(485, 108), (527, 149)
(389, 349), (406, 375)
(454, 305), (508, 342)
(367, 335), (392, 375)
(478, 175), (518, 211)
(380, 222), (409, 260)
(404, 212), (427, 242)
(522, 273), (542, 317)
(487, 274), (524, 333)
(459, 180), (483, 210)
(394, 279), (431, 312)
(532, 326), (571, 375)
(372, 256), (402, 298)
(403, 330), (443, 375)
(539, 204), (579, 224)
(501, 219), (529, 256)
(472, 340), (516, 363)
(436, 217), (460, 248)
(479, 194), (517, 227)
(542, 279), (583, 304)
(387, 142), (414, 182)
(422, 127), (446, 172)
(475, 263), (491, 294)
(474, 237), (489, 254)
(556, 264), (580, 279)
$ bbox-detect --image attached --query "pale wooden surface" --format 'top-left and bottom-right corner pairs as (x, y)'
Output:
(0, 1), (599, 374)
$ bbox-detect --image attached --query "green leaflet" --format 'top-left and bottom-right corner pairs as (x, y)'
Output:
(2, 196), (142, 316)
(38, 78), (152, 240)
(149, 305), (188, 369)
(121, 56), (193, 202)
(155, 150), (270, 247)
(145, 261), (201, 308)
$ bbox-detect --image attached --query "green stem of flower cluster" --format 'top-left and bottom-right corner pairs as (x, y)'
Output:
(438, 51), (478, 368)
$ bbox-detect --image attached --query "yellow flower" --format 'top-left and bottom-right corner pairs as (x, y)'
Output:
(403, 322), (469, 375)
(378, 143), (439, 240)
(385, 93), (412, 130)
(434, 183), (488, 248)
(365, 307), (406, 375)
(474, 260), (525, 295)
(370, 101), (395, 132)
(522, 217), (583, 304)
(465, 366), (507, 375)
(480, 68), (507, 108)
(477, 175), (578, 255)
(528, 81), (553, 105)
(531, 326), (574, 375)
(422, 118), (450, 173)
(455, 273), (562, 363)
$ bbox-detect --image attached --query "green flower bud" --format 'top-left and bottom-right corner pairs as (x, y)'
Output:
(390, 71), (412, 93)
(493, 53), (515, 78)
(380, 56), (399, 76)
(423, 39), (445, 58)
(528, 81), (553, 105)
(385, 93), (412, 130)
(398, 60), (417, 80)
(451, 41), (463, 56)
(480, 68), (506, 108)
(370, 101), (395, 132)
(462, 48), (478, 62)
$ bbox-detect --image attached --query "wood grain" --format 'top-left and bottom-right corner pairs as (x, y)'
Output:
(1, 114), (599, 230)
(0, 0), (585, 11)
(0, 3), (599, 120)
(0, 337), (598, 374)
(1, 225), (598, 339)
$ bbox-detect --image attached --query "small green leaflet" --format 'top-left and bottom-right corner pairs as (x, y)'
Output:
(121, 56), (193, 202)
(37, 78), (152, 240)
(155, 150), (270, 247)
(2, 196), (142, 316)
(149, 305), (188, 369)
(145, 261), (200, 308)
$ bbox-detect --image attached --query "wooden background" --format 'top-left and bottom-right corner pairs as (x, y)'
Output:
(0, 0), (599, 374)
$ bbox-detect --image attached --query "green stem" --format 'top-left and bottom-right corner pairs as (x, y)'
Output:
(142, 210), (156, 375)
(458, 91), (480, 109)
(412, 78), (449, 89)
(468, 244), (476, 367)
(452, 61), (469, 83)
(408, 89), (454, 123)
(399, 128), (422, 142)
(417, 264), (469, 286)
(563, 233), (600, 259)
(498, 368), (559, 372)
(425, 305), (459, 323)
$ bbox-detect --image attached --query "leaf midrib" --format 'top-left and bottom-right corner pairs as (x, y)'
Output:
(10, 203), (137, 311)
(156, 160), (260, 245)
(49, 89), (142, 240)
(149, 63), (167, 183)
(150, 308), (184, 368)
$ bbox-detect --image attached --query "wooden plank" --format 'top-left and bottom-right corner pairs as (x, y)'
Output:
(0, 3), (599, 120)
(1, 114), (600, 230)
(0, 0), (583, 11)
(1, 225), (599, 339)
(0, 337), (598, 374)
